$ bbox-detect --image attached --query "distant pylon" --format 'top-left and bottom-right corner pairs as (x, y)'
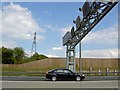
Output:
(31, 32), (37, 56)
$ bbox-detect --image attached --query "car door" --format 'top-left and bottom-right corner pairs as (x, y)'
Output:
(64, 70), (75, 80)
(63, 70), (70, 80)
(56, 69), (65, 79)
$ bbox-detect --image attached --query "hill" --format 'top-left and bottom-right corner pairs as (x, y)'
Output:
(2, 58), (119, 72)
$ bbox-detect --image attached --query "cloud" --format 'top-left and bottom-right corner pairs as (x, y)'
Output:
(2, 3), (45, 43)
(0, 10), (2, 46)
(82, 25), (118, 46)
(76, 48), (118, 58)
(43, 11), (52, 16)
(0, 10), (2, 32)
(60, 26), (72, 35)
(44, 47), (65, 58)
(52, 47), (63, 51)
(45, 24), (53, 30)
(25, 50), (31, 57)
(44, 24), (56, 32)
(46, 48), (118, 58)
(1, 40), (17, 48)
(46, 54), (59, 58)
(44, 23), (72, 37)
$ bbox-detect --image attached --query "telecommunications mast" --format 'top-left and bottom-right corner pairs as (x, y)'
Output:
(31, 32), (37, 56)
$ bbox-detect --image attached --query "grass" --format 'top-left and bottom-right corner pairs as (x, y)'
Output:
(2, 65), (66, 72)
(1, 64), (119, 76)
(2, 65), (119, 72)
(2, 73), (45, 76)
(2, 71), (119, 76)
(2, 67), (119, 76)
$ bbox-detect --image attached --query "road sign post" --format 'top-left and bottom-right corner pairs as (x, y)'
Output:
(79, 41), (82, 74)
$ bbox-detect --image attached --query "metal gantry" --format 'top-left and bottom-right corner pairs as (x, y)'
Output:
(72, 2), (118, 49)
(62, 1), (118, 72)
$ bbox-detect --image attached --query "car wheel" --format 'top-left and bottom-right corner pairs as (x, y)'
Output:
(76, 76), (81, 81)
(52, 76), (57, 81)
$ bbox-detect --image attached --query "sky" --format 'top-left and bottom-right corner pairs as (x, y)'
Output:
(0, 1), (118, 58)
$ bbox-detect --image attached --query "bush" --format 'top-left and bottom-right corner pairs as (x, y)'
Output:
(30, 52), (48, 61)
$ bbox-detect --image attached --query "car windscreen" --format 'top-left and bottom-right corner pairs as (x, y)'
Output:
(48, 69), (57, 73)
(64, 70), (71, 74)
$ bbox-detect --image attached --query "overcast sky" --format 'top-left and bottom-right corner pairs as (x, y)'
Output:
(1, 1), (118, 58)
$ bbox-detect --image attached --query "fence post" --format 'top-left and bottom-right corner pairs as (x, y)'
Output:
(98, 69), (101, 76)
(106, 68), (109, 76)
(89, 68), (92, 75)
(114, 70), (117, 76)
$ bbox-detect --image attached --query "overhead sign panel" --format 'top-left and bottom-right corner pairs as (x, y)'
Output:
(62, 31), (72, 46)
(82, 2), (90, 19)
(71, 26), (75, 37)
(75, 16), (81, 30)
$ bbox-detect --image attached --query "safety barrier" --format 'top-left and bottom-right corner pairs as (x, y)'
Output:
(1, 69), (120, 76)
(82, 68), (120, 76)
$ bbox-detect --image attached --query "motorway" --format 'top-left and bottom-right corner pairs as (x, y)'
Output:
(1, 76), (119, 81)
(0, 76), (119, 88)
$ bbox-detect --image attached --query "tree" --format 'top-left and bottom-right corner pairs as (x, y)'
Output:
(13, 47), (25, 64)
(30, 52), (48, 60)
(2, 47), (14, 64)
(0, 48), (2, 64)
(31, 52), (41, 60)
(1, 46), (48, 64)
(39, 54), (48, 60)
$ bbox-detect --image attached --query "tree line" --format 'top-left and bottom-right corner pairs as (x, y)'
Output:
(0, 47), (48, 64)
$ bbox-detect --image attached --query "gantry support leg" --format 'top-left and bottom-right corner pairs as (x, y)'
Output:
(66, 45), (76, 72)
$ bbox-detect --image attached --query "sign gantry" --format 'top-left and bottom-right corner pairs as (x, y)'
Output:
(62, 1), (118, 72)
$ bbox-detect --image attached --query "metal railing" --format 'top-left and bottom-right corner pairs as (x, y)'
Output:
(1, 70), (120, 76)
(81, 68), (120, 76)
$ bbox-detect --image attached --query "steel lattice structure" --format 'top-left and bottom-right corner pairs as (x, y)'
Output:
(62, 1), (118, 72)
(31, 32), (37, 56)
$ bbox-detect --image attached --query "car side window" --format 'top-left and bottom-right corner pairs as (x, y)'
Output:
(56, 70), (64, 73)
(64, 70), (71, 74)
(53, 70), (57, 73)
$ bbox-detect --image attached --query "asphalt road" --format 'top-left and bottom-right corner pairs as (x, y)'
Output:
(1, 76), (119, 81)
(1, 76), (119, 88)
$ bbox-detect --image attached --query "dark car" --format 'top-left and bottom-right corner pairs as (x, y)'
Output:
(46, 68), (85, 81)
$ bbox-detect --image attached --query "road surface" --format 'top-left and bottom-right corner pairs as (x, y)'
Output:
(1, 76), (119, 81)
(0, 76), (119, 89)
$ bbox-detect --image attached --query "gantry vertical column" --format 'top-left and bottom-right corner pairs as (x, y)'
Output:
(66, 45), (76, 72)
